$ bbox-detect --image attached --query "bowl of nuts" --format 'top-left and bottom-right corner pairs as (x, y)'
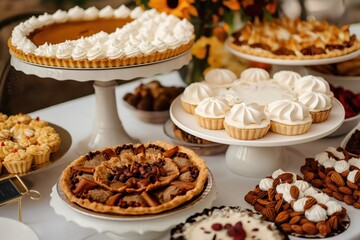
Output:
(123, 80), (184, 124)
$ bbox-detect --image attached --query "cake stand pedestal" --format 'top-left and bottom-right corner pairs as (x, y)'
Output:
(10, 51), (191, 153)
(170, 97), (345, 178)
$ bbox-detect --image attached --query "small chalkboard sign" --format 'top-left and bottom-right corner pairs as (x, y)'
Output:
(0, 176), (28, 206)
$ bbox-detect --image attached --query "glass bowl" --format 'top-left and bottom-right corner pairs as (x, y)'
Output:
(163, 119), (228, 156)
(124, 102), (170, 124)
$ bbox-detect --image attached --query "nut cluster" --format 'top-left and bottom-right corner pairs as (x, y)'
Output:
(245, 172), (347, 237)
(301, 148), (360, 208)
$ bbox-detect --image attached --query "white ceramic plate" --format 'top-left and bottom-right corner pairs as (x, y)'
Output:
(170, 96), (344, 147)
(0, 217), (38, 240)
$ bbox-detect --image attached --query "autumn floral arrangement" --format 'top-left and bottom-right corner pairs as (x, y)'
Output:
(135, 0), (278, 83)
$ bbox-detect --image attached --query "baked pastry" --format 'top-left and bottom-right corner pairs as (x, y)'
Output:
(194, 97), (230, 130)
(170, 206), (289, 240)
(180, 82), (215, 114)
(0, 113), (61, 175)
(8, 5), (194, 68)
(60, 141), (208, 215)
(239, 67), (270, 83)
(204, 68), (237, 88)
(224, 102), (270, 140)
(294, 75), (333, 98)
(245, 169), (349, 237)
(272, 70), (301, 89)
(3, 149), (33, 174)
(228, 17), (360, 60)
(123, 80), (184, 111)
(298, 92), (332, 123)
(266, 100), (313, 135)
(301, 146), (360, 209)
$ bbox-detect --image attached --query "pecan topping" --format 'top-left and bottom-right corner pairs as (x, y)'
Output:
(300, 46), (326, 55)
(272, 47), (296, 56)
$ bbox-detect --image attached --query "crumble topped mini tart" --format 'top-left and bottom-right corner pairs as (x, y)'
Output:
(301, 146), (360, 209)
(8, 5), (194, 68)
(245, 169), (349, 238)
(60, 141), (208, 215)
(170, 206), (289, 240)
(228, 17), (360, 60)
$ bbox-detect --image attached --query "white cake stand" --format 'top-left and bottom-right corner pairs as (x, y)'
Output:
(10, 51), (191, 153)
(170, 97), (345, 178)
(50, 175), (217, 240)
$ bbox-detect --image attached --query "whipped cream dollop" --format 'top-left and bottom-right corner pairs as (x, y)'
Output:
(305, 205), (327, 222)
(181, 82), (215, 105)
(298, 92), (332, 112)
(11, 5), (194, 60)
(294, 75), (333, 97)
(204, 68), (237, 87)
(240, 67), (270, 83)
(194, 97), (230, 118)
(224, 102), (270, 129)
(266, 99), (312, 125)
(347, 170), (359, 183)
(272, 70), (301, 88)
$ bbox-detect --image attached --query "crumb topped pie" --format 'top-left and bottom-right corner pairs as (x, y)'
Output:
(60, 141), (208, 215)
(228, 17), (360, 60)
(8, 5), (194, 68)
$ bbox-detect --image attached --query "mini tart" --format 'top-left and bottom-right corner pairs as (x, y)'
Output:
(60, 141), (208, 215)
(180, 83), (215, 115)
(298, 92), (332, 123)
(37, 133), (61, 152)
(194, 97), (230, 130)
(170, 206), (289, 240)
(26, 144), (51, 165)
(228, 17), (360, 60)
(3, 149), (33, 174)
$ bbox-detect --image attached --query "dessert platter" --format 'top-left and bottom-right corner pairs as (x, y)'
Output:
(50, 141), (216, 240)
(171, 68), (345, 177)
(0, 113), (71, 181)
(226, 17), (360, 65)
(8, 5), (194, 153)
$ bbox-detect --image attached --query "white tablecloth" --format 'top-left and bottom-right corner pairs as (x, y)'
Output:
(0, 72), (357, 240)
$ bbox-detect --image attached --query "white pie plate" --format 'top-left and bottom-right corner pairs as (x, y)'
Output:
(0, 217), (39, 240)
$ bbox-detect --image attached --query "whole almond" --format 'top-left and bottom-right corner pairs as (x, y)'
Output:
(346, 180), (359, 190)
(280, 223), (292, 233)
(353, 190), (360, 199)
(318, 203), (328, 210)
(254, 203), (264, 212)
(289, 211), (304, 217)
(339, 186), (353, 195)
(322, 187), (333, 195)
(331, 172), (345, 187)
(283, 202), (291, 210)
(290, 185), (300, 199)
(304, 197), (317, 211)
(325, 176), (333, 184)
(258, 190), (268, 199)
(304, 172), (315, 182)
(257, 198), (271, 206)
(327, 216), (339, 230)
(289, 215), (301, 225)
(279, 172), (294, 182)
(327, 183), (339, 192)
(272, 177), (280, 188)
(291, 225), (303, 234)
(341, 170), (350, 178)
(261, 207), (276, 222)
(268, 188), (276, 201)
(275, 211), (290, 223)
(300, 218), (311, 225)
(316, 221), (331, 237)
(333, 191), (344, 201)
(275, 193), (283, 201)
(318, 170), (326, 179)
(311, 179), (323, 188)
(245, 193), (257, 205)
(302, 222), (319, 235)
(355, 171), (360, 183)
(344, 195), (355, 205)
(353, 202), (360, 209)
(275, 199), (284, 213)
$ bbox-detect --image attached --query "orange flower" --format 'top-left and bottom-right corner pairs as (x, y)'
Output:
(148, 0), (198, 19)
(223, 0), (241, 10)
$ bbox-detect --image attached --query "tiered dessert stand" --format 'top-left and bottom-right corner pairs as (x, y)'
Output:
(169, 41), (360, 178)
(10, 50), (192, 154)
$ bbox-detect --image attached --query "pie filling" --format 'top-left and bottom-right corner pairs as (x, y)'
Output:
(60, 142), (208, 215)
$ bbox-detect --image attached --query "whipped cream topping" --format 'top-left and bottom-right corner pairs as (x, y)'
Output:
(348, 158), (360, 169)
(224, 102), (270, 129)
(266, 99), (312, 125)
(294, 75), (333, 97)
(181, 82), (215, 105)
(11, 5), (194, 60)
(204, 68), (237, 87)
(240, 67), (270, 83)
(263, 169), (342, 223)
(298, 92), (332, 112)
(172, 206), (286, 240)
(272, 70), (301, 88)
(194, 97), (230, 118)
(334, 160), (350, 173)
(347, 170), (359, 183)
(218, 89), (242, 106)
